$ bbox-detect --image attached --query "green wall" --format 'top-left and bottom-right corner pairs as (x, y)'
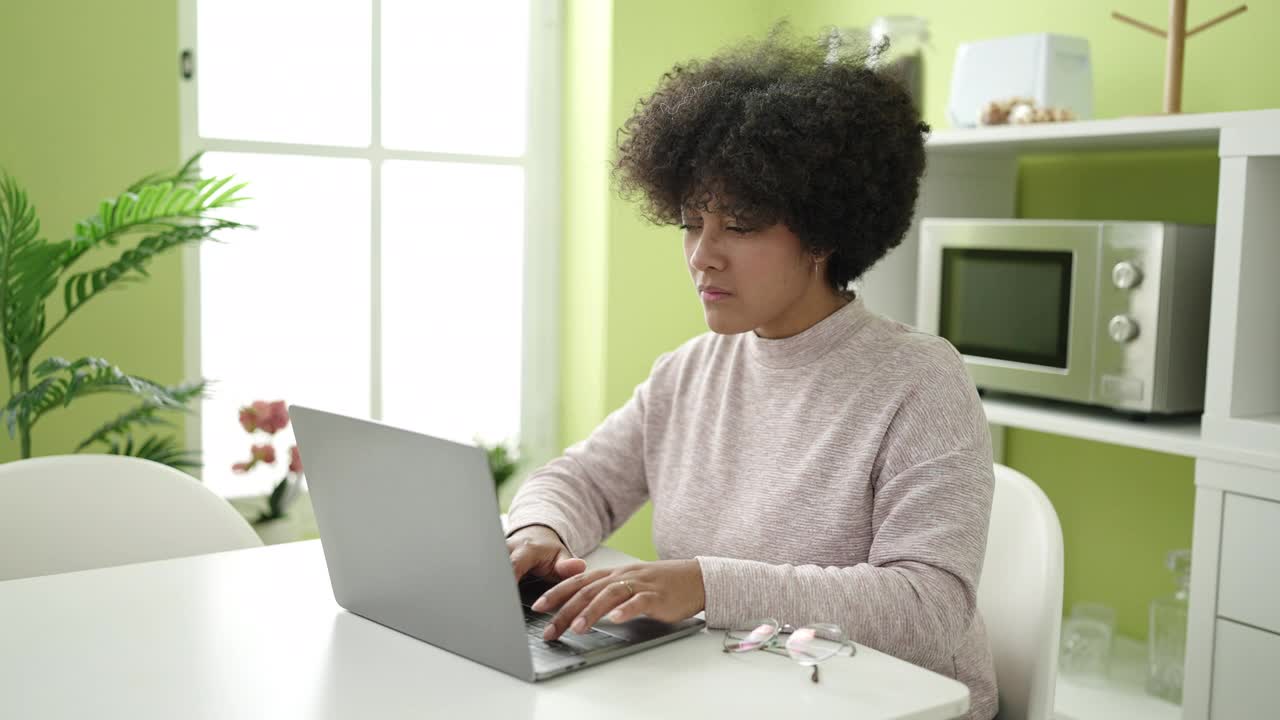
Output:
(0, 1), (185, 464)
(1013, 146), (1215, 638)
(558, 0), (614, 450)
(561, 0), (1275, 641)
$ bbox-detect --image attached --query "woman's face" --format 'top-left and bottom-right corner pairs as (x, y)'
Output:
(681, 205), (838, 338)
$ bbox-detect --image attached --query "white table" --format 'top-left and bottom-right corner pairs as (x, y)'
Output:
(0, 540), (969, 719)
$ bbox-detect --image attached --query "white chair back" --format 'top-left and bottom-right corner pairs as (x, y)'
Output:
(978, 463), (1065, 720)
(0, 454), (262, 581)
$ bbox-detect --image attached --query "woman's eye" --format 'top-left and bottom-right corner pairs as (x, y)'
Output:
(679, 224), (702, 232)
(727, 226), (752, 234)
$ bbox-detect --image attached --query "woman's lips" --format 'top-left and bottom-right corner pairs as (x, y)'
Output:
(700, 290), (731, 302)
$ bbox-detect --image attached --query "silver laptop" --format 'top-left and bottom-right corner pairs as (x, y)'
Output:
(289, 404), (705, 681)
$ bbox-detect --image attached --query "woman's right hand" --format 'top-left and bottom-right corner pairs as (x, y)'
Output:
(507, 524), (586, 582)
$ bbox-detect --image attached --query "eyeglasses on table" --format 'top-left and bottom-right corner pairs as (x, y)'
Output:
(722, 618), (856, 682)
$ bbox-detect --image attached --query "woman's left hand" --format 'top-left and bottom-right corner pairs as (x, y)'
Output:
(531, 559), (705, 641)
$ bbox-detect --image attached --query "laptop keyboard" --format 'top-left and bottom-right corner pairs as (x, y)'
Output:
(524, 605), (629, 660)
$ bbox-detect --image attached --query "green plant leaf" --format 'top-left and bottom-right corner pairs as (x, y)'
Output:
(101, 433), (202, 471)
(126, 151), (204, 195)
(134, 183), (163, 219)
(0, 356), (193, 435)
(74, 379), (208, 452)
(112, 192), (136, 226)
(195, 175), (233, 207)
(61, 152), (249, 272)
(61, 219), (243, 318)
(211, 182), (250, 207)
(267, 476), (290, 516)
(160, 186), (196, 217)
(0, 173), (63, 383)
(478, 438), (522, 488)
(132, 150), (202, 193)
(1, 375), (55, 438)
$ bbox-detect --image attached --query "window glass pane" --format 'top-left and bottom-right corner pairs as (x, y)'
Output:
(197, 0), (371, 146)
(381, 160), (524, 446)
(381, 0), (528, 156)
(199, 152), (371, 496)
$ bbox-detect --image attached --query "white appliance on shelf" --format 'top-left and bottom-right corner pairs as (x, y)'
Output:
(917, 218), (1214, 415)
(947, 33), (1093, 127)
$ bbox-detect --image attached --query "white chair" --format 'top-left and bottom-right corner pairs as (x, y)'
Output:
(0, 454), (262, 581)
(978, 463), (1065, 720)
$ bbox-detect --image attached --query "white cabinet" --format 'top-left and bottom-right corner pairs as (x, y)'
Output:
(859, 110), (1280, 720)
(1188, 462), (1280, 720)
(1209, 619), (1280, 720)
(1218, 493), (1280, 635)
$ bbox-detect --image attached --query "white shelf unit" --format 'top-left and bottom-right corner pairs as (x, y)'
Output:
(925, 110), (1278, 154)
(980, 395), (1203, 457)
(980, 396), (1280, 471)
(857, 109), (1280, 720)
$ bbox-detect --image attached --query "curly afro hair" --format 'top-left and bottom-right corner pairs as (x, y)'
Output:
(612, 23), (930, 293)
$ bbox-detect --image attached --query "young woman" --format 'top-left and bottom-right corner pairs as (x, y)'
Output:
(505, 26), (996, 719)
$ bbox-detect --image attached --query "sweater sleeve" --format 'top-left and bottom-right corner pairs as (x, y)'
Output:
(696, 340), (994, 671)
(504, 354), (670, 558)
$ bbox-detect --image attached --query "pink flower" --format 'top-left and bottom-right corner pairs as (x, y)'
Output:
(251, 443), (276, 464)
(289, 445), (303, 473)
(238, 405), (258, 433)
(256, 400), (290, 435)
(238, 400), (290, 435)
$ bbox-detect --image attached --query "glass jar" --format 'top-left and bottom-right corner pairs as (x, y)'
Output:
(868, 15), (929, 113)
(1060, 601), (1117, 685)
(1148, 548), (1191, 703)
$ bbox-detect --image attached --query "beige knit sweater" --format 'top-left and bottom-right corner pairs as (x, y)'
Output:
(506, 296), (997, 719)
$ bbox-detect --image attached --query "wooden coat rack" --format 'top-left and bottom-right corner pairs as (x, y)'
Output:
(1112, 0), (1248, 113)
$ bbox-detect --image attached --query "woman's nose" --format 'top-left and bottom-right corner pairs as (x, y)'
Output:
(688, 233), (723, 271)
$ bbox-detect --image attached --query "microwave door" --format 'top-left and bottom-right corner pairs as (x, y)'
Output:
(940, 248), (1073, 368)
(922, 223), (1101, 404)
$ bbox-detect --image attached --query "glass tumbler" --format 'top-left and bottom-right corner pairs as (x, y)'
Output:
(1060, 602), (1117, 684)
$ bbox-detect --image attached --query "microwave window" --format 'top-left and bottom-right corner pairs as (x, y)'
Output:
(939, 248), (1072, 368)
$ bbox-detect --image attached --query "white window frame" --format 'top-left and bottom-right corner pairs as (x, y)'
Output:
(177, 0), (562, 494)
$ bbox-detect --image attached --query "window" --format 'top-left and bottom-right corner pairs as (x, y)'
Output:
(179, 0), (561, 496)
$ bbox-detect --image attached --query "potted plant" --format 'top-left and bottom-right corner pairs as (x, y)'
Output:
(230, 399), (306, 543)
(0, 153), (248, 467)
(231, 400), (302, 521)
(480, 437), (521, 490)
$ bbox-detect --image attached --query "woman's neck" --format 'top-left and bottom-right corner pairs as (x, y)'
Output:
(754, 286), (850, 339)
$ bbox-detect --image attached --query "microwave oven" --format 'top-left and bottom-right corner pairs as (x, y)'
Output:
(917, 219), (1214, 414)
